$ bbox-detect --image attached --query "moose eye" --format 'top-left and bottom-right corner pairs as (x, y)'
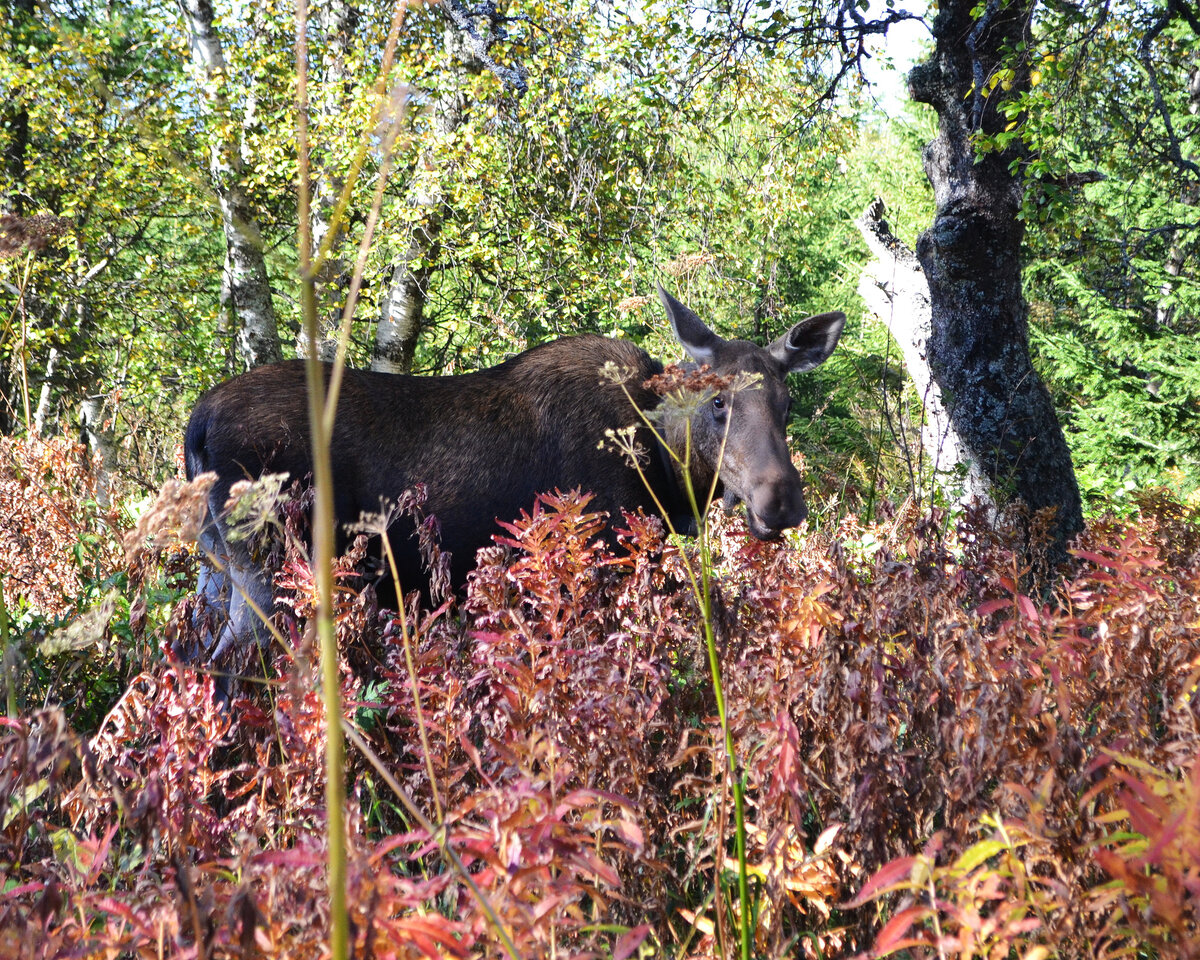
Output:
(712, 395), (726, 413)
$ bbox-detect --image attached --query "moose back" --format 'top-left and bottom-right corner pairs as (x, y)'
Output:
(184, 286), (845, 664)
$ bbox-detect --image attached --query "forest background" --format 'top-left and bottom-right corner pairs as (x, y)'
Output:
(2, 0), (1200, 956)
(4, 0), (1197, 511)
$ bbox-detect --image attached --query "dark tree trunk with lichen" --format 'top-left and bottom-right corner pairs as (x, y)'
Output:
(908, 0), (1083, 558)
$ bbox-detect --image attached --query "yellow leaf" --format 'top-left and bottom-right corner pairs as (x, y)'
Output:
(953, 838), (1006, 874)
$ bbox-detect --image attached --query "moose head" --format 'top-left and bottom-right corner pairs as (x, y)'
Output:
(655, 284), (845, 538)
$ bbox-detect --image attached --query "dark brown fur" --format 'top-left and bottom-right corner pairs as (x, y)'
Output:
(187, 337), (680, 589)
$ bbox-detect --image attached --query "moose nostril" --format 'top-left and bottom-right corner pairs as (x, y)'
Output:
(782, 489), (808, 529)
(755, 487), (807, 532)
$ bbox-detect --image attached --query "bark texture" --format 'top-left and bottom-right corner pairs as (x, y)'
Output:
(33, 345), (57, 436)
(908, 0), (1083, 555)
(177, 0), (281, 369)
(374, 241), (437, 374)
(70, 299), (116, 503)
(856, 199), (992, 508)
(79, 393), (117, 505)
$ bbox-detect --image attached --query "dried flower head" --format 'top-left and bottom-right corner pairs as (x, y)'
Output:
(644, 366), (763, 430)
(0, 213), (70, 257)
(599, 360), (639, 386)
(223, 472), (290, 546)
(600, 425), (647, 470)
(123, 472), (218, 567)
(643, 363), (735, 396)
(349, 483), (451, 602)
(616, 295), (652, 314)
(663, 251), (715, 276)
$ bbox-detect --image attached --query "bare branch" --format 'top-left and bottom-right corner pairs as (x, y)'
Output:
(1168, 0), (1200, 35)
(1136, 4), (1200, 179)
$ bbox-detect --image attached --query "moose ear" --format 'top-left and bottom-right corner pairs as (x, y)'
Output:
(769, 311), (846, 374)
(658, 283), (722, 366)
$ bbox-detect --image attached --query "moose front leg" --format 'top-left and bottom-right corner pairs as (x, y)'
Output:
(187, 516), (277, 697)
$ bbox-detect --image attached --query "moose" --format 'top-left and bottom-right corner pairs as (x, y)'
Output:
(184, 285), (845, 666)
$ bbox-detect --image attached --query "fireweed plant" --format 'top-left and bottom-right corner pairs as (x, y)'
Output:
(4, 436), (1200, 957)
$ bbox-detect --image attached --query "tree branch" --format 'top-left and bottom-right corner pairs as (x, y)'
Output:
(1137, 4), (1200, 179)
(439, 0), (528, 96)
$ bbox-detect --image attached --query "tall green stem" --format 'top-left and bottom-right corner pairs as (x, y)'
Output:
(296, 4), (347, 958)
(1, 575), (15, 718)
(615, 390), (753, 960)
(681, 446), (752, 960)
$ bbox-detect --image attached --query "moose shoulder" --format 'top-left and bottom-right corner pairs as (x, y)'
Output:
(184, 286), (844, 664)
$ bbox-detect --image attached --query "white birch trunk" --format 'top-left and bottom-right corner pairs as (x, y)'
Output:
(177, 0), (281, 368)
(33, 345), (57, 436)
(374, 242), (433, 374)
(856, 198), (994, 511)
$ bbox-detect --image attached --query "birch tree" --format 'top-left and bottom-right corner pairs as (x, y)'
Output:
(856, 198), (993, 511)
(372, 27), (473, 374)
(177, 0), (281, 369)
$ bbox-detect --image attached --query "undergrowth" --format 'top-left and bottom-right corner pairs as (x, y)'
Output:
(2, 439), (1200, 958)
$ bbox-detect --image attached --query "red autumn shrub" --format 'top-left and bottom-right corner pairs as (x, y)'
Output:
(2, 484), (1198, 958)
(0, 436), (121, 618)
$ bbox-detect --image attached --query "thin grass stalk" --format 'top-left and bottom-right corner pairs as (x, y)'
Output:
(1, 574), (14, 717)
(343, 722), (523, 960)
(323, 0), (410, 408)
(613, 384), (752, 960)
(295, 4), (347, 959)
(379, 532), (443, 821)
(325, 146), (398, 409)
(308, 1), (408, 272)
(675, 428), (752, 960)
(670, 882), (719, 960)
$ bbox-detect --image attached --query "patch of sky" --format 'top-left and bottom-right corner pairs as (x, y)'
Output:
(858, 0), (931, 121)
